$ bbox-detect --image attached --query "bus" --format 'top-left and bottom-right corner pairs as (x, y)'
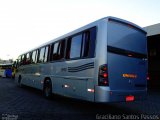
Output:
(15, 16), (148, 102)
(0, 64), (12, 78)
(11, 61), (18, 79)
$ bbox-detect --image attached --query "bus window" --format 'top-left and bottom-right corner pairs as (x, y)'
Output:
(58, 40), (65, 60)
(26, 53), (31, 64)
(88, 27), (96, 58)
(31, 50), (38, 64)
(82, 31), (90, 58)
(44, 46), (49, 62)
(52, 42), (59, 60)
(67, 34), (83, 59)
(66, 39), (71, 59)
(80, 27), (97, 58)
(21, 54), (26, 65)
(39, 47), (45, 63)
(51, 40), (65, 61)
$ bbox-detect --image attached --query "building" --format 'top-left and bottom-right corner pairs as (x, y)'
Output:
(144, 23), (160, 88)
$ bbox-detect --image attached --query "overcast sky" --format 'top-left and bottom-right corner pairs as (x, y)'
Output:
(0, 0), (159, 60)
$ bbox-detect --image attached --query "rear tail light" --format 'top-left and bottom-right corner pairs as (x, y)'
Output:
(126, 95), (135, 102)
(98, 64), (109, 86)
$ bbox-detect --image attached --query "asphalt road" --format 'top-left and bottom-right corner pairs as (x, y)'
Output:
(0, 78), (160, 120)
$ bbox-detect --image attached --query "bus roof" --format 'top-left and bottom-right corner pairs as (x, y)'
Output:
(0, 63), (13, 66)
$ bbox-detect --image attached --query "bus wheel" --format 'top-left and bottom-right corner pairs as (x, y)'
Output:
(18, 76), (23, 87)
(43, 79), (52, 99)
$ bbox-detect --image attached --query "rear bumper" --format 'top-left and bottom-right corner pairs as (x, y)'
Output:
(95, 86), (147, 102)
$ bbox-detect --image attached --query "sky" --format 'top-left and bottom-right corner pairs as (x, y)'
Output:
(0, 0), (159, 60)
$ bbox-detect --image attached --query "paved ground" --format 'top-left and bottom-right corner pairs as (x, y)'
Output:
(0, 78), (160, 120)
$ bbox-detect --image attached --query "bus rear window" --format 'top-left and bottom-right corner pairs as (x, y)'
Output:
(108, 20), (147, 55)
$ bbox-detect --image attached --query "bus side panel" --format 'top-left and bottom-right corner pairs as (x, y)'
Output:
(51, 78), (86, 100)
(18, 65), (34, 87)
(51, 59), (95, 101)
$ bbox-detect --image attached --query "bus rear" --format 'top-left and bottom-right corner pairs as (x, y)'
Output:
(95, 17), (147, 102)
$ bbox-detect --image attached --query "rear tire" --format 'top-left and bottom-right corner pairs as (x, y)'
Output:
(43, 79), (52, 99)
(18, 76), (23, 87)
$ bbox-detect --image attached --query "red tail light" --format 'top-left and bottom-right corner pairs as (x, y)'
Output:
(126, 95), (135, 102)
(103, 73), (108, 78)
(98, 64), (109, 86)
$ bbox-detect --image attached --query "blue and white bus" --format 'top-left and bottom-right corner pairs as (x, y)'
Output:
(0, 63), (12, 78)
(15, 16), (148, 102)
